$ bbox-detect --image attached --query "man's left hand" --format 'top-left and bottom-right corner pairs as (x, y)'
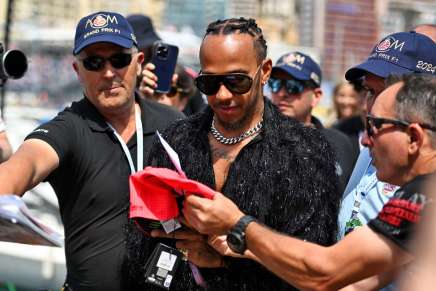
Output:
(151, 228), (224, 268)
(208, 235), (256, 260)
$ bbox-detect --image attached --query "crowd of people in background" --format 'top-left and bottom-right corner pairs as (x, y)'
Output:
(0, 9), (435, 291)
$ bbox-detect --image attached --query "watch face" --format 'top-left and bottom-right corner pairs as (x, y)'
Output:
(227, 232), (245, 254)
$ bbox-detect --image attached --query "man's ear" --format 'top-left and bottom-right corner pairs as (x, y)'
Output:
(136, 51), (144, 76)
(408, 123), (425, 155)
(72, 61), (83, 84)
(261, 58), (272, 85)
(311, 88), (323, 108)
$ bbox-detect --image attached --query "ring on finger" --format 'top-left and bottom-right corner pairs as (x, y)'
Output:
(179, 248), (189, 260)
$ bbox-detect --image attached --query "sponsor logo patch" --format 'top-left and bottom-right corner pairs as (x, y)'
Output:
(85, 13), (118, 29)
(375, 36), (405, 53)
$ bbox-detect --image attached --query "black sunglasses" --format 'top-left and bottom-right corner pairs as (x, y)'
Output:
(80, 52), (133, 71)
(366, 114), (436, 137)
(195, 73), (254, 95)
(166, 86), (190, 98)
(268, 78), (312, 95)
(195, 65), (262, 96)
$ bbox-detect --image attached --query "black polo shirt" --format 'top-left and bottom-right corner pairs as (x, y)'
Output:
(25, 95), (184, 291)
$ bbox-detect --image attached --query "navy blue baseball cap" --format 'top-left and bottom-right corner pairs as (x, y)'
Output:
(272, 52), (322, 87)
(345, 31), (436, 80)
(73, 11), (138, 55)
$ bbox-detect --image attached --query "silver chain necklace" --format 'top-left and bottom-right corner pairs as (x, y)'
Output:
(210, 118), (263, 145)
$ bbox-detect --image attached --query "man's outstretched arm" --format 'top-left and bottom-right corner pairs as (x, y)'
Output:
(245, 222), (412, 290)
(184, 193), (412, 291)
(0, 131), (12, 163)
(0, 139), (59, 195)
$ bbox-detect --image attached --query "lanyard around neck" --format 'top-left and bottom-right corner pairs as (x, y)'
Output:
(107, 105), (143, 174)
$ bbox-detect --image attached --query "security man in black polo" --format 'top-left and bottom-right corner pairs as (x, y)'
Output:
(0, 11), (183, 291)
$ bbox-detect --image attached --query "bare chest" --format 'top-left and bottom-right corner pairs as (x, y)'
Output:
(209, 135), (250, 192)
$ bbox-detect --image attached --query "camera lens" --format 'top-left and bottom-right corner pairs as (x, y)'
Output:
(1, 49), (28, 79)
(156, 45), (168, 58)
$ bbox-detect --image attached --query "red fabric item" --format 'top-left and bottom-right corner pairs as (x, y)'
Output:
(130, 166), (215, 221)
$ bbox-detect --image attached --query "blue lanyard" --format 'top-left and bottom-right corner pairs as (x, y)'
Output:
(107, 105), (143, 174)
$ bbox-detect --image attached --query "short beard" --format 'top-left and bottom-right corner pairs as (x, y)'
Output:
(215, 74), (262, 132)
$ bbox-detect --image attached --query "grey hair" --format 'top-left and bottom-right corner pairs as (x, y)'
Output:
(387, 74), (436, 146)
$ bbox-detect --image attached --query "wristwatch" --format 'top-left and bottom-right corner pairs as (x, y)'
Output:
(227, 215), (257, 254)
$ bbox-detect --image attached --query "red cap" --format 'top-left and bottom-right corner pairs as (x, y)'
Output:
(130, 167), (215, 221)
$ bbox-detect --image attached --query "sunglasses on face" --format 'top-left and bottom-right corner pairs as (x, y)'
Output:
(80, 52), (133, 71)
(268, 78), (313, 95)
(195, 65), (262, 96)
(166, 86), (186, 98)
(195, 73), (253, 95)
(365, 114), (436, 138)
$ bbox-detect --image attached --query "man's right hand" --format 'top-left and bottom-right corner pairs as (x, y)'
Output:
(182, 192), (244, 236)
(138, 63), (178, 101)
(139, 62), (158, 98)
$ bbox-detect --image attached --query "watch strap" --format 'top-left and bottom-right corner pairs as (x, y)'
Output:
(232, 215), (257, 233)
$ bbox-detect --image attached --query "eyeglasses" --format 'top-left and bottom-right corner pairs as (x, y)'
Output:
(195, 65), (261, 95)
(268, 78), (314, 95)
(366, 114), (436, 137)
(80, 52), (133, 71)
(166, 86), (187, 98)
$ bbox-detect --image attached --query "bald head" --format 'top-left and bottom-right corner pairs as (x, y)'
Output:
(414, 24), (436, 42)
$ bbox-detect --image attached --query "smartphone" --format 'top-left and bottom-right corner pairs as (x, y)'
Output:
(151, 42), (179, 94)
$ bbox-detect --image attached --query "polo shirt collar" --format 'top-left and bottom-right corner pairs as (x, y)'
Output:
(82, 92), (153, 135)
(81, 96), (111, 132)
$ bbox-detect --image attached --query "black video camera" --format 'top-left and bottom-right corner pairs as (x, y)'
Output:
(0, 43), (27, 80)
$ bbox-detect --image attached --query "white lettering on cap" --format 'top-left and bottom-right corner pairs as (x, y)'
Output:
(376, 37), (405, 53)
(310, 72), (320, 84)
(85, 14), (118, 29)
(283, 53), (305, 65)
(83, 28), (99, 39)
(416, 61), (436, 74)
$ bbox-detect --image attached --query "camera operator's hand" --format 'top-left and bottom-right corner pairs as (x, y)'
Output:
(139, 63), (158, 97)
(150, 228), (223, 268)
(139, 62), (178, 101)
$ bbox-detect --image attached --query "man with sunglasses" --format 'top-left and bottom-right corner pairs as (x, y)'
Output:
(269, 51), (355, 193)
(338, 31), (436, 242)
(125, 17), (341, 291)
(182, 73), (436, 290)
(0, 11), (183, 291)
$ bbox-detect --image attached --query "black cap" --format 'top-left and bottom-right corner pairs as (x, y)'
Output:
(126, 14), (161, 49)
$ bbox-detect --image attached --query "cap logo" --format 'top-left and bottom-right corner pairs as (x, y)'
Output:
(86, 13), (118, 29)
(283, 53), (305, 65)
(131, 33), (137, 43)
(376, 37), (405, 53)
(310, 72), (320, 84)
